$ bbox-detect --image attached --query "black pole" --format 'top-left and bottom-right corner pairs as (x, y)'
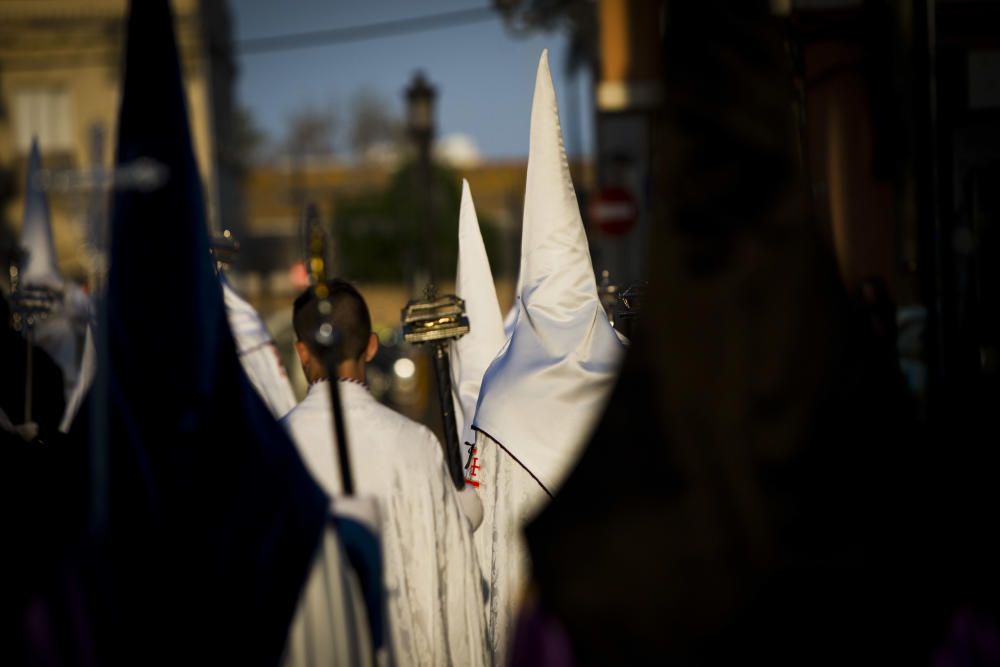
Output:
(431, 342), (466, 489)
(306, 202), (356, 496)
(321, 346), (355, 496)
(24, 328), (34, 424)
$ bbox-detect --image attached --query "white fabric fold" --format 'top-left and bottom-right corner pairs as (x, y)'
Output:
(281, 519), (377, 667)
(222, 278), (297, 418)
(59, 323), (96, 433)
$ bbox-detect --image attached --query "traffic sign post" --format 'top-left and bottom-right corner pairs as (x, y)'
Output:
(589, 185), (638, 237)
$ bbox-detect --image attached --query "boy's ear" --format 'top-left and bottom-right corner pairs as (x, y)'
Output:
(294, 340), (312, 367)
(364, 332), (379, 363)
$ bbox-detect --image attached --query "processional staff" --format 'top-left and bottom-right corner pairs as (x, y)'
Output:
(304, 204), (355, 496)
(401, 288), (470, 490)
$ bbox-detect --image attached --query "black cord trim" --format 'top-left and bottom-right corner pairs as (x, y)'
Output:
(471, 425), (553, 499)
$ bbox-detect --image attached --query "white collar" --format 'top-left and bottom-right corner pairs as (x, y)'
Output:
(309, 376), (369, 391)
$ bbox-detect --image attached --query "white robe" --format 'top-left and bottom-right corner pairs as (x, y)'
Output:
(32, 310), (81, 401)
(466, 430), (548, 664)
(59, 324), (96, 433)
(282, 380), (489, 667)
(282, 520), (375, 667)
(223, 281), (297, 419)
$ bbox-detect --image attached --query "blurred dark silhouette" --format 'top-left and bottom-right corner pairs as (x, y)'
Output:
(524, 1), (942, 663)
(0, 289), (89, 666)
(856, 276), (898, 350)
(60, 1), (329, 664)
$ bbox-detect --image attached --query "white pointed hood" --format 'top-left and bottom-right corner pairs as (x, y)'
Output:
(19, 138), (62, 289)
(472, 50), (625, 495)
(450, 180), (506, 449)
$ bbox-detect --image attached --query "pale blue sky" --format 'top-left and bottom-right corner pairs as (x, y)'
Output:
(230, 0), (593, 160)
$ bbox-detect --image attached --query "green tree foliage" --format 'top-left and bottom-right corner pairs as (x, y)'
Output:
(494, 0), (597, 73)
(332, 160), (505, 284)
(231, 106), (268, 177)
(347, 89), (404, 160)
(283, 102), (338, 159)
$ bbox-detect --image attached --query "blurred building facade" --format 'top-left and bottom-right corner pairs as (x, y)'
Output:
(579, 0), (1000, 407)
(783, 0), (1000, 407)
(236, 157), (591, 308)
(591, 0), (662, 287)
(0, 0), (240, 287)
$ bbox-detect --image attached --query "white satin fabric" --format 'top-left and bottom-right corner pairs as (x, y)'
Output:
(222, 279), (297, 418)
(281, 380), (489, 667)
(502, 303), (518, 341)
(472, 49), (624, 496)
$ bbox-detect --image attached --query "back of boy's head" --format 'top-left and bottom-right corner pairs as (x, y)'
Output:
(292, 279), (372, 365)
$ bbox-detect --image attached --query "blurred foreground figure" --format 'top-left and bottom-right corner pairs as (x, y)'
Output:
(282, 280), (488, 667)
(469, 50), (625, 664)
(0, 290), (82, 666)
(524, 2), (927, 665)
(59, 1), (371, 663)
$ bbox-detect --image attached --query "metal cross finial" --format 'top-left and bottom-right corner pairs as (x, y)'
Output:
(424, 282), (438, 301)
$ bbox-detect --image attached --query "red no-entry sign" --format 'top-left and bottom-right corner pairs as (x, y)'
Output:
(589, 186), (638, 236)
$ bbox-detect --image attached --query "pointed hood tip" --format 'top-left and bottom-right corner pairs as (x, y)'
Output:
(534, 49), (554, 97)
(520, 36), (588, 290)
(459, 178), (472, 209)
(458, 179), (479, 239)
(26, 137), (42, 176)
(20, 135), (62, 287)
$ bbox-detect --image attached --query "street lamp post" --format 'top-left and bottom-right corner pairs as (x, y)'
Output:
(405, 71), (437, 294)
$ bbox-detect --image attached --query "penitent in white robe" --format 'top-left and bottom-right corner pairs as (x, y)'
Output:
(469, 49), (625, 665)
(282, 380), (489, 667)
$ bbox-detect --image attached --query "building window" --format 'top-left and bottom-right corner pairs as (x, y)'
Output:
(12, 88), (73, 153)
